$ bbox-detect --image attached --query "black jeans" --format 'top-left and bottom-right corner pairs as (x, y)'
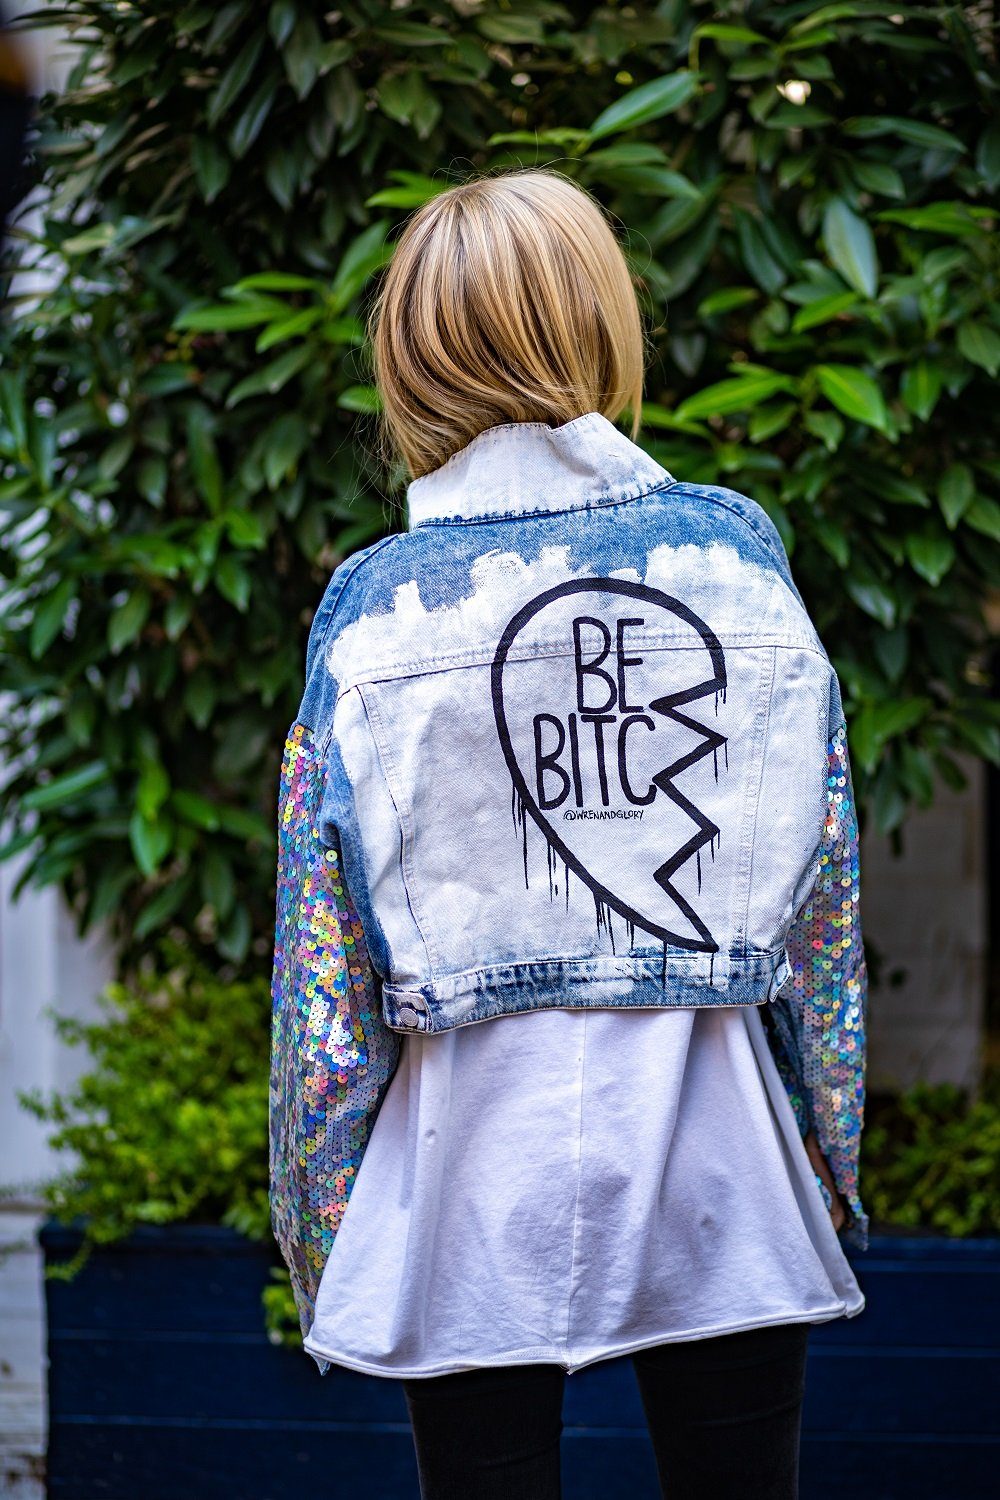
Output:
(402, 1321), (811, 1500)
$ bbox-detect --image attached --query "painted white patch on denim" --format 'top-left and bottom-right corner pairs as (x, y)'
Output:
(325, 541), (815, 689)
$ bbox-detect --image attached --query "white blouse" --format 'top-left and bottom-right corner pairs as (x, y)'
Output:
(304, 1003), (865, 1379)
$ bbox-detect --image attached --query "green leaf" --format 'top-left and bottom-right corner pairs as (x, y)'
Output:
(108, 589), (151, 654)
(97, 435), (134, 480)
(734, 210), (787, 294)
(285, 15), (322, 99)
(62, 223), (116, 256)
(224, 345), (312, 408)
(692, 23), (768, 45)
(200, 847), (236, 916)
(215, 555), (251, 611)
(696, 287), (759, 317)
(814, 363), (889, 432)
(185, 405), (224, 511)
(957, 321), (1000, 377)
(964, 496), (1000, 543)
(22, 761), (111, 813)
(217, 903), (252, 963)
(0, 368), (27, 451)
(675, 371), (796, 422)
(813, 516), (850, 566)
(595, 164), (702, 199)
(31, 578), (76, 658)
(851, 696), (932, 772)
(174, 300), (284, 332)
(374, 20), (453, 46)
(255, 307), (319, 352)
(845, 577), (897, 629)
(822, 198), (878, 298)
(900, 359), (943, 422)
(229, 272), (325, 294)
(262, 413), (309, 489)
(365, 171), (449, 209)
(138, 455), (168, 507)
(803, 410), (844, 452)
(263, 147), (298, 210)
(863, 470), (930, 507)
(132, 875), (192, 940)
(748, 401), (796, 443)
(589, 72), (700, 141)
(850, 159), (904, 199)
(841, 116), (966, 154)
(128, 809), (172, 877)
(138, 365), (197, 398)
(791, 291), (859, 333)
(337, 384), (381, 414)
(476, 12), (545, 43)
(877, 202), (983, 237)
(207, 31), (264, 127)
(136, 759), (170, 820)
(876, 697), (933, 741)
(191, 136), (230, 204)
(937, 463), (974, 529)
(761, 103), (834, 130)
(975, 118), (1000, 191)
(906, 529), (955, 586)
(163, 596), (191, 642)
(376, 70), (442, 138)
(329, 219), (392, 313)
(222, 509), (267, 548)
(228, 76), (276, 158)
(268, 0), (297, 49)
(171, 790), (222, 832)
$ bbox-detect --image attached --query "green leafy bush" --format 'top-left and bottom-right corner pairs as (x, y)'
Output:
(13, 945), (270, 1278)
(861, 1071), (1000, 1237)
(0, 1), (996, 973)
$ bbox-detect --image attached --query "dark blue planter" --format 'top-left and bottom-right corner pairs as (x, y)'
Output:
(40, 1222), (1000, 1499)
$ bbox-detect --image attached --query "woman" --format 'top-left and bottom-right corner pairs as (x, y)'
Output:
(269, 167), (868, 1500)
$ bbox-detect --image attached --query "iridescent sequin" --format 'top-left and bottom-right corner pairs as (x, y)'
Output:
(269, 722), (400, 1339)
(763, 723), (869, 1248)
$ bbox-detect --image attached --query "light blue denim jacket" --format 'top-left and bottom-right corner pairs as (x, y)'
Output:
(270, 412), (869, 1353)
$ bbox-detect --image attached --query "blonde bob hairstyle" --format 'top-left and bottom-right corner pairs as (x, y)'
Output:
(367, 167), (647, 480)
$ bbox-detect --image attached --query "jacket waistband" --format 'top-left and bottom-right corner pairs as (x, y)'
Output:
(382, 950), (791, 1034)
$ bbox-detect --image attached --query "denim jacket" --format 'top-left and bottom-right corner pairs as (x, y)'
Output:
(269, 411), (869, 1350)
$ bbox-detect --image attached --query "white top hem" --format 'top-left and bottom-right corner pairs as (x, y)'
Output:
(304, 1295), (864, 1381)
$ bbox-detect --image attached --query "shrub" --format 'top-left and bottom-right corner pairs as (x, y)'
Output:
(861, 1070), (1000, 1237)
(13, 944), (270, 1278)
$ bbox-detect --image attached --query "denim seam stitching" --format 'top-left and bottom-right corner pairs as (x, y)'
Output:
(737, 644), (777, 959)
(357, 684), (441, 975)
(313, 533), (403, 665)
(333, 637), (829, 694)
(409, 474), (676, 528)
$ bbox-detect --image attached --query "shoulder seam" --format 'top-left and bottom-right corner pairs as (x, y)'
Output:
(314, 532), (402, 663)
(662, 480), (788, 575)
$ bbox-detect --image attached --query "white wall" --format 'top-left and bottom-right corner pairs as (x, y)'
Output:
(862, 762), (987, 1092)
(0, 855), (113, 1199)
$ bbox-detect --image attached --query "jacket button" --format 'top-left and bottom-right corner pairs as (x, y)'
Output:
(397, 1001), (424, 1029)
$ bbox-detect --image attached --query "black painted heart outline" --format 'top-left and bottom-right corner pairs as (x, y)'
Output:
(490, 577), (727, 953)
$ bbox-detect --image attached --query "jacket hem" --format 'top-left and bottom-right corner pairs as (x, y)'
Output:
(382, 948), (791, 1033)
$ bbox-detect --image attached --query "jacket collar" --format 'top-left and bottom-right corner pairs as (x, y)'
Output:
(405, 410), (673, 528)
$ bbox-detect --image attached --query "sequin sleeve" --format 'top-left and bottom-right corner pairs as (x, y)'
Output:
(269, 721), (401, 1367)
(763, 721), (869, 1250)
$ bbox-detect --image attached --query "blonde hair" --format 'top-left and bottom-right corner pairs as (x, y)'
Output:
(367, 167), (646, 480)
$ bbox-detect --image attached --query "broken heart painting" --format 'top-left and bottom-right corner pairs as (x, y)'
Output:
(491, 577), (729, 955)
